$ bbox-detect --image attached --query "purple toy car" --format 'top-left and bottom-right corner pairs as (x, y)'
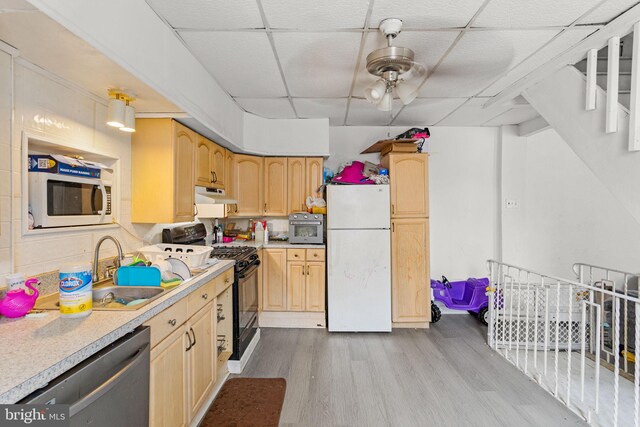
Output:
(431, 276), (490, 325)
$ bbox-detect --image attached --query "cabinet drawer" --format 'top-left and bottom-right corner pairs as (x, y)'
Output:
(187, 279), (216, 318)
(287, 249), (306, 261)
(145, 298), (188, 348)
(306, 248), (325, 261)
(215, 268), (234, 296)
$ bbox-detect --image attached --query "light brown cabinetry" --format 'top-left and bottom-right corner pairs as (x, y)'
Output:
(264, 158), (288, 216)
(149, 325), (189, 427)
(382, 153), (429, 218)
(229, 154), (264, 217)
(287, 158), (306, 213)
(195, 137), (225, 189)
(187, 302), (216, 419)
(265, 249), (325, 313)
(257, 249), (264, 313)
(305, 157), (324, 199)
(146, 271), (234, 427)
(263, 248), (287, 311)
(287, 157), (324, 214)
(132, 119), (196, 223)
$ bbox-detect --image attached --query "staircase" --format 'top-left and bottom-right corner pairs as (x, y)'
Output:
(574, 32), (634, 109)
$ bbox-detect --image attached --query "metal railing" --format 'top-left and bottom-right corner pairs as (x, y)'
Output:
(487, 260), (640, 426)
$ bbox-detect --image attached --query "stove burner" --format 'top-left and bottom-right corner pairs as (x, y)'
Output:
(209, 246), (255, 260)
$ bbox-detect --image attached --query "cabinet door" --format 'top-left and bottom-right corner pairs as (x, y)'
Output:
(211, 143), (225, 189)
(150, 325), (189, 427)
(305, 157), (324, 199)
(174, 123), (196, 222)
(233, 154), (264, 217)
(195, 137), (213, 187)
(305, 262), (325, 312)
(257, 249), (263, 313)
(387, 154), (429, 218)
(391, 218), (430, 322)
(187, 303), (216, 418)
(263, 249), (287, 311)
(225, 150), (235, 216)
(288, 157), (306, 213)
(287, 261), (306, 311)
(264, 158), (288, 216)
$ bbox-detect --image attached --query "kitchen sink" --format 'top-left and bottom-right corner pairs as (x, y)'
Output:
(34, 281), (167, 311)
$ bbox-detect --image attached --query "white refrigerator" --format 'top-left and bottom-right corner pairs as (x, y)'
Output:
(327, 185), (391, 332)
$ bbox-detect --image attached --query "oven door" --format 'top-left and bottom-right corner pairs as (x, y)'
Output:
(232, 260), (259, 360)
(30, 172), (112, 228)
(289, 220), (323, 244)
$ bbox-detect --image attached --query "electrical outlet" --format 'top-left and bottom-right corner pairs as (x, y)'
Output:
(505, 199), (519, 209)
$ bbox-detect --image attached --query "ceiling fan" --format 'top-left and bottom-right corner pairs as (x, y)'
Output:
(364, 18), (427, 111)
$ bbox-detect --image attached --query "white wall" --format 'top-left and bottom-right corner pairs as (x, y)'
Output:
(329, 126), (500, 280)
(243, 114), (330, 156)
(501, 127), (640, 278)
(0, 51), (151, 278)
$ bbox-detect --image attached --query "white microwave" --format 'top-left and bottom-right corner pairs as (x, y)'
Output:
(29, 172), (112, 228)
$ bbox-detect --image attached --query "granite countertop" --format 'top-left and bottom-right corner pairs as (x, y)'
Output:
(211, 241), (325, 249)
(0, 260), (235, 404)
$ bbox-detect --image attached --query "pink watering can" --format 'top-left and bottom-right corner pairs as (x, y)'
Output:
(0, 278), (39, 318)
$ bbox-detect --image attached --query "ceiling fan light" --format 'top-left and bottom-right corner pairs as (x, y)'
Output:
(376, 91), (393, 112)
(107, 98), (126, 128)
(396, 81), (418, 105)
(365, 79), (387, 104)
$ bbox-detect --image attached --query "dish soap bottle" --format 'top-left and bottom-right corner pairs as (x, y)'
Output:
(264, 224), (269, 245)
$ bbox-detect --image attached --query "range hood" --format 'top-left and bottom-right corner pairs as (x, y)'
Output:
(195, 186), (237, 204)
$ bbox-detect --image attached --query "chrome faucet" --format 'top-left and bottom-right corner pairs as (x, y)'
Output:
(93, 236), (124, 283)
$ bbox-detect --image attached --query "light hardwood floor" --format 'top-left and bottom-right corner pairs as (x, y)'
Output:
(238, 315), (587, 426)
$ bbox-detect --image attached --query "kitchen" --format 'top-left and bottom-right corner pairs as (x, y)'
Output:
(1, 1), (638, 426)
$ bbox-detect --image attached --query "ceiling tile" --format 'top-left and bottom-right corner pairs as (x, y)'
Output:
(261, 0), (371, 29)
(273, 32), (361, 97)
(474, 0), (602, 27)
(353, 30), (460, 99)
(437, 97), (514, 125)
(580, 0), (640, 24)
(370, 0), (486, 29)
(393, 98), (469, 126)
(179, 31), (287, 97)
(293, 98), (348, 125)
(346, 98), (400, 125)
(480, 27), (597, 96)
(147, 0), (263, 29)
(235, 98), (296, 119)
(420, 30), (559, 97)
(484, 106), (540, 125)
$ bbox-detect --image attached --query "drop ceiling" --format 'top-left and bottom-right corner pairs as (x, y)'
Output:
(147, 0), (640, 126)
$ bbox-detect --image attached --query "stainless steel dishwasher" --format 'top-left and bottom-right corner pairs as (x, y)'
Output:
(21, 326), (150, 427)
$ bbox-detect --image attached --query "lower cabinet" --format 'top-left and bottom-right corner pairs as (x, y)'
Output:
(146, 272), (234, 427)
(264, 248), (325, 313)
(149, 325), (189, 427)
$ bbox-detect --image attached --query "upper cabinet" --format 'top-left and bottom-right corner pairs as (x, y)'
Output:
(382, 153), (429, 218)
(287, 158), (306, 214)
(230, 154), (264, 217)
(195, 137), (225, 189)
(132, 119), (195, 223)
(305, 157), (324, 199)
(264, 158), (288, 216)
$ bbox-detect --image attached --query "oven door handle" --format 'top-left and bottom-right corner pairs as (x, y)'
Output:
(238, 261), (260, 279)
(96, 181), (107, 223)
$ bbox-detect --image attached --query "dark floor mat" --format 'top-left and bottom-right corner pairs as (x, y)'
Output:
(200, 378), (286, 427)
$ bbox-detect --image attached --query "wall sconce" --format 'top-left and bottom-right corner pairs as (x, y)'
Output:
(107, 90), (136, 132)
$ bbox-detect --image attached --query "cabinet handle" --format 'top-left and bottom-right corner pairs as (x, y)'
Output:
(185, 331), (192, 351)
(392, 223), (395, 232)
(168, 318), (177, 326)
(193, 203), (198, 216)
(202, 293), (208, 300)
(235, 204), (238, 213)
(210, 171), (214, 183)
(225, 278), (231, 284)
(392, 204), (395, 214)
(306, 265), (310, 275)
(189, 327), (197, 347)
(213, 171), (218, 183)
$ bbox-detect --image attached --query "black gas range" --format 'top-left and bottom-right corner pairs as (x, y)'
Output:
(163, 224), (260, 363)
(208, 245), (260, 361)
